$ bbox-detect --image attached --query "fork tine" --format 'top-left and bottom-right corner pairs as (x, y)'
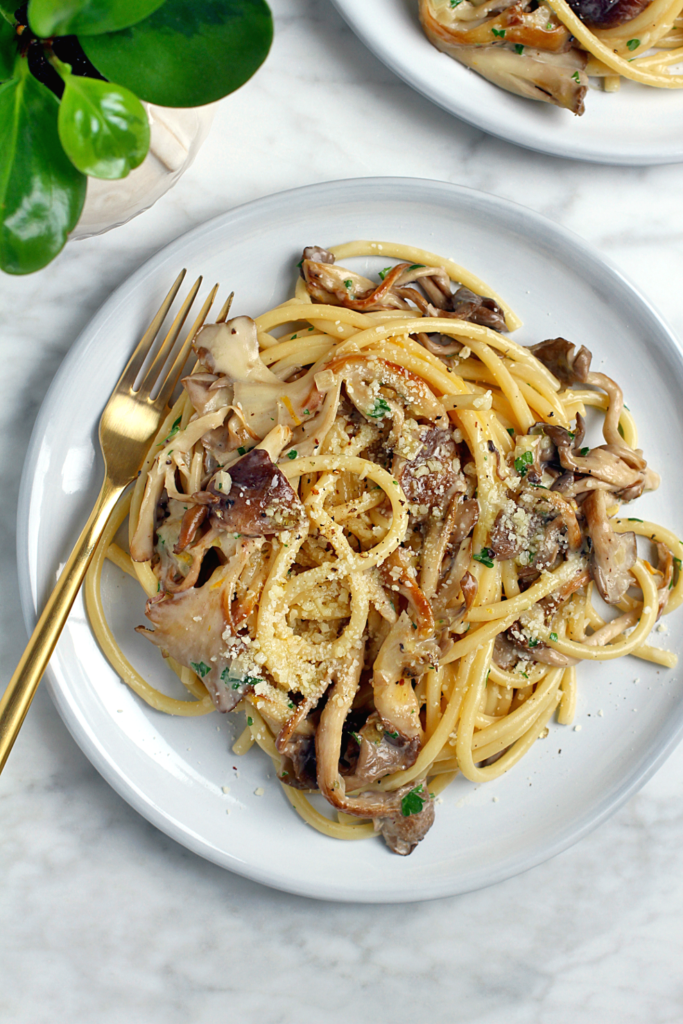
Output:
(137, 276), (203, 396)
(154, 283), (220, 410)
(216, 291), (234, 323)
(116, 269), (187, 391)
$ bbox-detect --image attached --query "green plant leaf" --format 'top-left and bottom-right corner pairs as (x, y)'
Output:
(0, 17), (15, 79)
(0, 3), (16, 25)
(27, 0), (166, 38)
(57, 68), (150, 178)
(81, 0), (273, 108)
(0, 60), (86, 274)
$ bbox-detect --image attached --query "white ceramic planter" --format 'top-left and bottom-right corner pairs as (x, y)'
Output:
(71, 102), (215, 239)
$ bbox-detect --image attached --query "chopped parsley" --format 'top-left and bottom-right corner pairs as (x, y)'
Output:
(473, 547), (495, 568)
(162, 416), (182, 444)
(514, 43), (524, 53)
(304, 408), (310, 415)
(247, 717), (254, 726)
(190, 661), (210, 678)
(514, 450), (534, 476)
(385, 730), (399, 740)
(220, 669), (261, 690)
(287, 450), (298, 459)
(343, 279), (353, 289)
(579, 446), (590, 457)
(296, 259), (303, 268)
(674, 557), (682, 571)
(527, 638), (539, 648)
(368, 396), (391, 419)
(408, 263), (426, 270)
(449, 0), (462, 6)
(572, 70), (581, 83)
(491, 26), (505, 36)
(237, 445), (250, 456)
(507, 427), (515, 436)
(401, 784), (426, 817)
(378, 267), (393, 280)
(547, 20), (554, 28)
(627, 517), (643, 522)
(627, 38), (640, 50)
(550, 632), (558, 642)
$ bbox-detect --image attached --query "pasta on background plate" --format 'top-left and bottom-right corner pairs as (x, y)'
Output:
(86, 241), (681, 855)
(420, 0), (683, 114)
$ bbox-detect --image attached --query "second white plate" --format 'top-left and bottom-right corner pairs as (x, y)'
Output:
(17, 177), (683, 901)
(330, 0), (683, 165)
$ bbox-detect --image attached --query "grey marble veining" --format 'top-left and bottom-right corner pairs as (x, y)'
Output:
(2, 0), (683, 1021)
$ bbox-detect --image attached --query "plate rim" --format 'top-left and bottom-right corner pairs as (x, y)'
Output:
(16, 175), (683, 902)
(328, 0), (683, 167)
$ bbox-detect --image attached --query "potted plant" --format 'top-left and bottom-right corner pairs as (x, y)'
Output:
(0, 0), (273, 274)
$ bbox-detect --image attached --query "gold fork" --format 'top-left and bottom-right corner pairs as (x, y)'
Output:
(0, 270), (221, 774)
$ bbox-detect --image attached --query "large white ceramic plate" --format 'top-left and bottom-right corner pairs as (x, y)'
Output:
(17, 178), (683, 902)
(330, 0), (683, 165)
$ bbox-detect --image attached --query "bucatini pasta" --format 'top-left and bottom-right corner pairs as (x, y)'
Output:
(85, 241), (680, 855)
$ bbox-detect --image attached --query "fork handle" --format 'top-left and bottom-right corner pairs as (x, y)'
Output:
(0, 477), (124, 774)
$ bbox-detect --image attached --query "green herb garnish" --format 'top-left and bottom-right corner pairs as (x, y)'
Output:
(550, 632), (558, 642)
(368, 396), (391, 419)
(190, 661), (210, 678)
(627, 38), (640, 50)
(288, 450), (298, 459)
(473, 547), (495, 568)
(514, 450), (534, 476)
(572, 70), (581, 82)
(579, 446), (590, 456)
(514, 43), (524, 53)
(378, 267), (393, 280)
(401, 784), (426, 817)
(491, 27), (505, 36)
(163, 416), (181, 444)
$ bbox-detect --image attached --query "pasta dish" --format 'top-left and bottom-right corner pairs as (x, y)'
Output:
(85, 241), (681, 856)
(419, 0), (683, 114)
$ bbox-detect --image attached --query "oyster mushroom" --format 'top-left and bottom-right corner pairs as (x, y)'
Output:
(190, 447), (306, 537)
(567, 0), (652, 27)
(583, 488), (637, 604)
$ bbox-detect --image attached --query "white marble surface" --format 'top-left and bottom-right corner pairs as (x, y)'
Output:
(2, 0), (683, 1020)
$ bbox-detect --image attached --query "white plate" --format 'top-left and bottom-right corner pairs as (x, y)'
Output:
(330, 0), (683, 165)
(17, 177), (683, 902)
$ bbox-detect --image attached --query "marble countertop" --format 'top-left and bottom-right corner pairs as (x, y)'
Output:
(2, 1), (683, 1020)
